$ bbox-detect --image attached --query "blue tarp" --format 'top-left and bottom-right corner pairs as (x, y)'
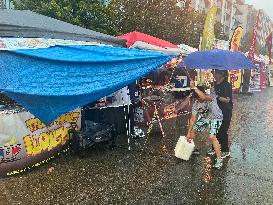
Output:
(0, 45), (173, 124)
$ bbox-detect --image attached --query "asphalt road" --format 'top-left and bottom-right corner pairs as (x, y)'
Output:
(1, 88), (273, 205)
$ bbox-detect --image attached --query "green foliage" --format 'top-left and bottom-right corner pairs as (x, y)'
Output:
(12, 0), (119, 35)
(13, 0), (227, 48)
(113, 0), (227, 48)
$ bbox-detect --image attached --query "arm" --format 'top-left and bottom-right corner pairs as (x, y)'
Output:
(217, 96), (230, 103)
(190, 80), (212, 101)
(193, 87), (212, 101)
(186, 114), (197, 138)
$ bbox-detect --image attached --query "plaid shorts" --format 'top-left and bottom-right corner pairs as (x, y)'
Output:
(193, 117), (222, 135)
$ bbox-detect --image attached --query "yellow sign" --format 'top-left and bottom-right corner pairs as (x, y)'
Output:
(228, 70), (242, 91)
(24, 111), (80, 156)
(230, 26), (244, 51)
(201, 6), (218, 50)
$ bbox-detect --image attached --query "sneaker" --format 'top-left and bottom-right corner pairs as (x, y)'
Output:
(214, 159), (223, 169)
(221, 152), (231, 159)
(207, 149), (215, 156)
(193, 148), (200, 155)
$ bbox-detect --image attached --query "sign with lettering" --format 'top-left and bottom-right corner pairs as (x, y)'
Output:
(0, 109), (81, 176)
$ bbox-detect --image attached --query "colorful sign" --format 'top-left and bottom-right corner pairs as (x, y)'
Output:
(230, 26), (244, 51)
(228, 70), (242, 92)
(228, 26), (244, 92)
(0, 109), (81, 176)
(248, 10), (260, 60)
(201, 6), (218, 50)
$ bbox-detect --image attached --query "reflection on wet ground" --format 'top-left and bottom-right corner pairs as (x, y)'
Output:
(1, 88), (273, 205)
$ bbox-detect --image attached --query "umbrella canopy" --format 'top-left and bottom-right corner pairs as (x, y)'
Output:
(182, 49), (255, 70)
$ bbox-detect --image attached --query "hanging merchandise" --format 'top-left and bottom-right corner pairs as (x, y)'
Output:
(249, 63), (262, 92)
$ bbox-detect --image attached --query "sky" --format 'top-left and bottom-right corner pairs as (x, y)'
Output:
(245, 0), (273, 20)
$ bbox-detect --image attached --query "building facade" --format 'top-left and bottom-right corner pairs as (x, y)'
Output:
(181, 0), (246, 37)
(182, 0), (272, 47)
(0, 0), (14, 9)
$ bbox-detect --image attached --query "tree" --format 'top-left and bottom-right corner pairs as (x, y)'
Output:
(113, 0), (228, 48)
(13, 0), (227, 48)
(12, 0), (119, 35)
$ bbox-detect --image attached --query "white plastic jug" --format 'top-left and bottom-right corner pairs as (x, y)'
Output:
(174, 136), (195, 161)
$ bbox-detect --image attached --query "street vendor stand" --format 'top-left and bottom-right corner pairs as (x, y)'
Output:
(0, 11), (173, 176)
(245, 52), (267, 92)
(118, 32), (195, 129)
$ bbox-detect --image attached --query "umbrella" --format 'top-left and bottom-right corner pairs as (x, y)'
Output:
(180, 49), (255, 70)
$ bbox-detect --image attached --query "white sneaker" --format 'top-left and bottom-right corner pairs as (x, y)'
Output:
(207, 149), (215, 156)
(221, 152), (231, 159)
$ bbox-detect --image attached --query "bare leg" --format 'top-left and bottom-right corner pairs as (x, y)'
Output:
(209, 135), (222, 159)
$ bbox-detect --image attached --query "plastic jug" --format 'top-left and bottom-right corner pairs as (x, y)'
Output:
(174, 136), (195, 160)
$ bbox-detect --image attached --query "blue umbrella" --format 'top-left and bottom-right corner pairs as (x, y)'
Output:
(180, 49), (255, 70)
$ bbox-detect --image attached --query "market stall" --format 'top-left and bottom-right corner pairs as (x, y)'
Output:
(245, 52), (267, 92)
(116, 32), (196, 136)
(0, 12), (174, 176)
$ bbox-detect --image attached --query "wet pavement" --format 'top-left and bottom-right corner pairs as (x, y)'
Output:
(1, 88), (273, 205)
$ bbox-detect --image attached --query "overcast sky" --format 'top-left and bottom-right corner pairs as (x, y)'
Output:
(245, 0), (273, 20)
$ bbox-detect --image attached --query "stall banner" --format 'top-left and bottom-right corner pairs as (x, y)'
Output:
(201, 6), (218, 50)
(230, 26), (244, 51)
(248, 10), (260, 60)
(228, 26), (243, 92)
(269, 65), (273, 86)
(0, 109), (81, 176)
(228, 70), (242, 92)
(0, 38), (101, 50)
(249, 64), (261, 92)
